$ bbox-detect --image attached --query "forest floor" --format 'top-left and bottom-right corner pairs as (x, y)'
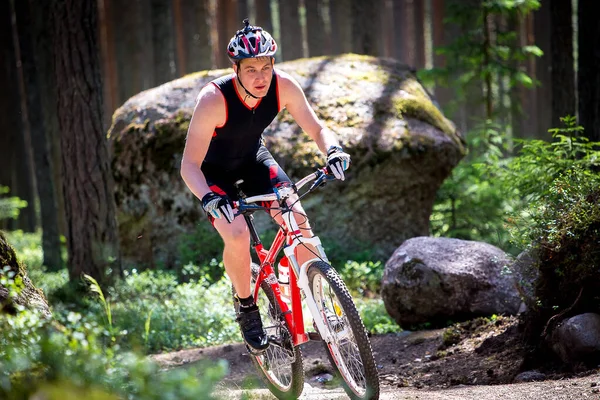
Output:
(151, 316), (600, 399)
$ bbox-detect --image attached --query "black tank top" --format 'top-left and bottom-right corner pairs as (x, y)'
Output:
(202, 72), (280, 171)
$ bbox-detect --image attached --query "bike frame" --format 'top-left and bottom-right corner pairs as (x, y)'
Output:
(237, 168), (334, 347)
(246, 210), (327, 346)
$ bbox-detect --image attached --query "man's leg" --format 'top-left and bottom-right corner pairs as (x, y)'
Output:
(213, 216), (269, 353)
(214, 216), (252, 297)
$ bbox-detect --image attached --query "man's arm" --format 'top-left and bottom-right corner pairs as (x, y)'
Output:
(180, 84), (226, 201)
(277, 70), (340, 155)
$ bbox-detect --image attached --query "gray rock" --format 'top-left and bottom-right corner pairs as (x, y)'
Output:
(381, 236), (521, 327)
(550, 313), (600, 366)
(513, 370), (546, 383)
(107, 55), (465, 267)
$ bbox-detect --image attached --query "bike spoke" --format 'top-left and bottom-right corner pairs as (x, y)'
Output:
(314, 274), (369, 395)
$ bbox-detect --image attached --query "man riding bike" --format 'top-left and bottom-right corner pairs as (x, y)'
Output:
(180, 19), (351, 354)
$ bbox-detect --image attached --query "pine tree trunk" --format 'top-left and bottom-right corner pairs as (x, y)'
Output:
(279, 0), (303, 61)
(305, 0), (325, 56)
(50, 0), (121, 283)
(98, 0), (120, 128)
(255, 0), (273, 34)
(13, 0), (62, 270)
(395, 0), (416, 67)
(216, 0), (237, 68)
(534, 1), (552, 139)
(431, 0), (453, 112)
(550, 0), (575, 130)
(28, 0), (67, 238)
(151, 0), (177, 84)
(381, 0), (394, 58)
(329, 0), (352, 55)
(413, 0), (426, 69)
(577, 0), (600, 142)
(0, 0), (21, 228)
(181, 0), (212, 73)
(351, 0), (381, 56)
(3, 0), (37, 233)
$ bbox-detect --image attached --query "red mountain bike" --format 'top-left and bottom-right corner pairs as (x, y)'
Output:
(232, 167), (380, 400)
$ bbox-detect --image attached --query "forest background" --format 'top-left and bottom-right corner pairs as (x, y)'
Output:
(1, 0), (600, 399)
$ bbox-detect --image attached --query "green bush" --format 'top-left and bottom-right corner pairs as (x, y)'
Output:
(355, 298), (400, 335)
(0, 186), (27, 221)
(176, 224), (224, 283)
(85, 269), (241, 352)
(0, 275), (227, 400)
(431, 121), (519, 254)
(339, 260), (384, 297)
(492, 116), (600, 337)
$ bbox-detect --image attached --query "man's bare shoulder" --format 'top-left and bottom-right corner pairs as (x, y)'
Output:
(196, 82), (226, 110)
(275, 69), (302, 91)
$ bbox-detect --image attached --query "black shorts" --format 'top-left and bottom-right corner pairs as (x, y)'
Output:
(201, 146), (292, 218)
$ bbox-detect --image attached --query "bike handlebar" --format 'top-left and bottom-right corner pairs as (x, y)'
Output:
(233, 167), (331, 208)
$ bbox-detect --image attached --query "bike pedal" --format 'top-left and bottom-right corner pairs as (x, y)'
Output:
(307, 331), (322, 341)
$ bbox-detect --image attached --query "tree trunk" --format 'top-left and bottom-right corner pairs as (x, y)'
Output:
(151, 0), (177, 84)
(279, 0), (303, 61)
(413, 0), (426, 69)
(255, 0), (273, 34)
(0, 0), (20, 226)
(577, 0), (600, 142)
(351, 0), (381, 56)
(28, 0), (67, 238)
(305, 0), (326, 57)
(431, 0), (452, 110)
(98, 0), (120, 129)
(329, 0), (352, 55)
(13, 0), (62, 270)
(2, 0), (36, 233)
(395, 0), (416, 67)
(381, 0), (394, 58)
(216, 0), (237, 68)
(534, 0), (552, 139)
(550, 0), (575, 130)
(180, 0), (212, 73)
(50, 0), (121, 283)
(237, 0), (248, 22)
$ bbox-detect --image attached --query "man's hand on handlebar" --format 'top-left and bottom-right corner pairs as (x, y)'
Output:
(202, 192), (235, 223)
(326, 145), (351, 181)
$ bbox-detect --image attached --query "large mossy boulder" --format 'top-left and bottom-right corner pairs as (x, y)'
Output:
(108, 54), (466, 268)
(0, 231), (51, 318)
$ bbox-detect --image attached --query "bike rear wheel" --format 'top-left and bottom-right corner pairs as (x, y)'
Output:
(233, 263), (304, 399)
(307, 261), (380, 400)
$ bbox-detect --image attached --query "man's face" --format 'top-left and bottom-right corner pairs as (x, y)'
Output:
(235, 57), (274, 98)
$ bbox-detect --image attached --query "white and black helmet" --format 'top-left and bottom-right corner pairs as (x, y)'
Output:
(227, 19), (278, 63)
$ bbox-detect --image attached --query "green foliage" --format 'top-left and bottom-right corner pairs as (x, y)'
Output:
(5, 230), (68, 298)
(339, 260), (384, 297)
(0, 273), (227, 400)
(176, 224), (224, 284)
(431, 121), (519, 254)
(489, 117), (600, 336)
(418, 0), (541, 122)
(0, 186), (27, 221)
(354, 298), (400, 335)
(495, 116), (600, 248)
(89, 269), (240, 352)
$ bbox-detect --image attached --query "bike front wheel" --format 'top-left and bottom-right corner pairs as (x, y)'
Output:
(233, 263), (304, 399)
(307, 261), (380, 400)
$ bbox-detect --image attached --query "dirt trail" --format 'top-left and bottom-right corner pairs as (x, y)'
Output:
(151, 317), (600, 400)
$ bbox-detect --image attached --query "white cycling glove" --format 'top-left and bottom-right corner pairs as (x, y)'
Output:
(326, 145), (351, 181)
(201, 192), (234, 223)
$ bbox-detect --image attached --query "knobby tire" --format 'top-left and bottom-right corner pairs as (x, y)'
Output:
(307, 261), (380, 400)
